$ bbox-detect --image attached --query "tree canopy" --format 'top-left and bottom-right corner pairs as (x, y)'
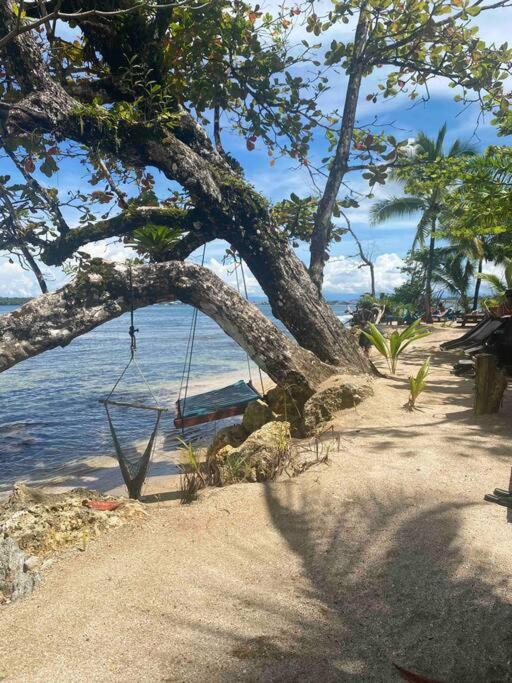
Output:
(0, 0), (512, 375)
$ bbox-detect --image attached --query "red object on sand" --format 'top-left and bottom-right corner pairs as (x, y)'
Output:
(393, 663), (442, 683)
(82, 500), (121, 511)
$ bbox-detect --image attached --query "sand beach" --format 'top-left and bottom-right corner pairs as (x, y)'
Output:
(1, 326), (511, 681)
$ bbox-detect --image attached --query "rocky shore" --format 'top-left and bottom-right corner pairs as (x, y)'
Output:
(0, 484), (144, 604)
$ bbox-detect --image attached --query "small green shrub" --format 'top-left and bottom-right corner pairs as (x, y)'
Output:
(407, 357), (430, 410)
(362, 319), (430, 374)
(177, 437), (207, 503)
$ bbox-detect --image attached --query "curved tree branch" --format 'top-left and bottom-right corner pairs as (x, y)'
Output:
(38, 206), (209, 265)
(0, 0), (211, 49)
(0, 259), (336, 395)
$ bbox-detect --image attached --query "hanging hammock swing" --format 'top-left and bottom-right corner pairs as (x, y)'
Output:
(174, 248), (265, 431)
(100, 268), (168, 499)
(101, 253), (264, 497)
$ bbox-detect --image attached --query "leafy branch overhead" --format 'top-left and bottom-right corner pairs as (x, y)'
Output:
(0, 0), (511, 373)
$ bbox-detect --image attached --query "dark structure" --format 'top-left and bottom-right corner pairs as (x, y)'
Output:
(441, 315), (512, 372)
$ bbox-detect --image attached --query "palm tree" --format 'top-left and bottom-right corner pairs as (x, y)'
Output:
(370, 125), (477, 321)
(478, 256), (512, 300)
(432, 253), (474, 312)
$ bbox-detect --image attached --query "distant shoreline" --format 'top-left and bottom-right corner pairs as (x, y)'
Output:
(1, 297), (358, 306)
(0, 297), (31, 305)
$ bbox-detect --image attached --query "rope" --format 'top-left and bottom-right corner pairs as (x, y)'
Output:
(106, 264), (160, 406)
(128, 265), (138, 358)
(234, 260), (253, 385)
(177, 244), (207, 432)
(239, 258), (265, 395)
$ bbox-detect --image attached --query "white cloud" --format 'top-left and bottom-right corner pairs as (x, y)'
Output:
(0, 259), (41, 297)
(80, 239), (135, 262)
(0, 238), (135, 299)
(323, 252), (406, 295)
(205, 251), (407, 299)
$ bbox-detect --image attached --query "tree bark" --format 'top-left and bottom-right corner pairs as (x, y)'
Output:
(473, 258), (483, 311)
(369, 263), (376, 298)
(309, 5), (369, 291)
(0, 0), (370, 374)
(474, 353), (507, 415)
(19, 246), (48, 294)
(225, 223), (369, 372)
(424, 218), (436, 323)
(0, 260), (337, 396)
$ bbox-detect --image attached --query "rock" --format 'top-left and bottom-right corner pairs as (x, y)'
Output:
(0, 484), (144, 558)
(208, 421), (291, 486)
(0, 538), (40, 603)
(265, 386), (309, 437)
(23, 555), (41, 572)
(242, 399), (275, 434)
(303, 374), (373, 432)
(206, 423), (248, 459)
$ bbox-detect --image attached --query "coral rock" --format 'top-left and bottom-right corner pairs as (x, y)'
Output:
(242, 399), (275, 434)
(206, 424), (248, 459)
(209, 421), (291, 485)
(304, 374), (373, 431)
(0, 537), (40, 603)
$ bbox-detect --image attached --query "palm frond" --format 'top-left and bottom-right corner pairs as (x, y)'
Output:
(415, 131), (436, 160)
(434, 123), (447, 158)
(412, 212), (431, 251)
(503, 257), (512, 289)
(370, 196), (424, 225)
(477, 272), (506, 295)
(448, 138), (478, 157)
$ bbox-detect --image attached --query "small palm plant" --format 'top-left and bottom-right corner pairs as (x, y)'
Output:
(407, 357), (430, 410)
(362, 319), (430, 374)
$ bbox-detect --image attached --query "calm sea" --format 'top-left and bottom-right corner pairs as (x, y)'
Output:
(0, 302), (350, 489)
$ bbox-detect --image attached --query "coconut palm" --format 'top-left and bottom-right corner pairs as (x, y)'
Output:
(477, 256), (512, 300)
(432, 253), (474, 312)
(370, 124), (477, 321)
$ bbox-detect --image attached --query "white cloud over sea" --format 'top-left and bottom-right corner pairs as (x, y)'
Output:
(0, 243), (407, 299)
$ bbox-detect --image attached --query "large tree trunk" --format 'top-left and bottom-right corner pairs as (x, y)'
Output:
(0, 0), (369, 375)
(0, 260), (337, 397)
(225, 223), (369, 372)
(309, 5), (369, 291)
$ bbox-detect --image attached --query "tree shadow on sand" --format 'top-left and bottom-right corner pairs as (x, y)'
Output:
(171, 482), (512, 682)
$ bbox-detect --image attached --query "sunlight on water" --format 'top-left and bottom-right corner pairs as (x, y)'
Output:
(0, 302), (350, 489)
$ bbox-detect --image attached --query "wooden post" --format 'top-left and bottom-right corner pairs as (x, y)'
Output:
(474, 353), (507, 415)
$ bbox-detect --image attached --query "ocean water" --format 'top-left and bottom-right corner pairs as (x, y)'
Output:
(0, 302), (350, 489)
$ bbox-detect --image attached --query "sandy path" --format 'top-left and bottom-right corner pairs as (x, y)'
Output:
(1, 326), (512, 682)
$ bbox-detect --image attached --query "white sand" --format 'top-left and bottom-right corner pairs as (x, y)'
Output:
(1, 327), (511, 681)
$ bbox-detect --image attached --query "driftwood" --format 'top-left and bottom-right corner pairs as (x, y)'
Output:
(474, 353), (507, 415)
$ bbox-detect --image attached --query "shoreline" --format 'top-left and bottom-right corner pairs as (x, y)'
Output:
(1, 367), (271, 500)
(2, 326), (512, 681)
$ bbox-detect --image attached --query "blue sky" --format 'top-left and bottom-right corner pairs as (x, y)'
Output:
(0, 1), (510, 299)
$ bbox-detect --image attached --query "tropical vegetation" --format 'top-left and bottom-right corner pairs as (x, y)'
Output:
(361, 320), (431, 374)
